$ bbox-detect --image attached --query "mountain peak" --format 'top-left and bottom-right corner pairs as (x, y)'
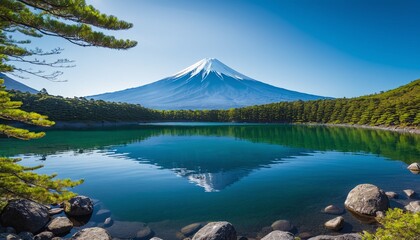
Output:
(172, 58), (253, 80)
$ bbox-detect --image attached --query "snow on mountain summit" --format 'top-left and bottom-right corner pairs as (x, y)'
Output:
(172, 58), (252, 80)
(88, 58), (328, 110)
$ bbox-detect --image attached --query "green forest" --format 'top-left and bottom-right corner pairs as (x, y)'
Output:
(7, 79), (420, 128)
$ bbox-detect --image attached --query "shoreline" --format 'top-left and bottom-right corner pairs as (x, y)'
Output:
(9, 120), (419, 134)
(49, 121), (420, 134)
(296, 123), (420, 134)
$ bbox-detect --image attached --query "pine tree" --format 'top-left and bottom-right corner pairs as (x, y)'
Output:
(0, 0), (136, 209)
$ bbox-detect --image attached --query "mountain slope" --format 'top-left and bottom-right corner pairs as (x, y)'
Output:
(88, 58), (327, 110)
(0, 73), (38, 93)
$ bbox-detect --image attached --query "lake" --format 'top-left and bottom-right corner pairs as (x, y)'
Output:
(1, 123), (419, 239)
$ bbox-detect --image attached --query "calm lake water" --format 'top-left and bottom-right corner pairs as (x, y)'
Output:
(1, 123), (419, 239)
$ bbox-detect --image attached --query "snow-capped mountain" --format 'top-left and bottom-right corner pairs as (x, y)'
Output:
(88, 58), (327, 110)
(0, 73), (38, 93)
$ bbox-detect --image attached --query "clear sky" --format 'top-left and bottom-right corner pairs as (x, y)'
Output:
(9, 0), (420, 98)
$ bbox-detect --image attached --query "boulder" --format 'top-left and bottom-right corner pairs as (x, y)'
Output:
(323, 205), (344, 215)
(308, 233), (361, 240)
(65, 196), (93, 216)
(18, 232), (34, 240)
(46, 217), (73, 235)
(270, 220), (293, 232)
(48, 208), (64, 216)
(70, 227), (111, 240)
(0, 233), (21, 240)
(385, 192), (398, 199)
(324, 216), (344, 231)
(403, 189), (416, 198)
(181, 223), (202, 237)
(344, 184), (389, 216)
(261, 231), (294, 240)
(407, 163), (420, 172)
(34, 231), (54, 240)
(405, 201), (420, 213)
(0, 199), (50, 233)
(150, 238), (163, 240)
(192, 222), (236, 240)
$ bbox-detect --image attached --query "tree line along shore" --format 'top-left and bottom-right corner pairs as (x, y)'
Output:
(7, 79), (419, 129)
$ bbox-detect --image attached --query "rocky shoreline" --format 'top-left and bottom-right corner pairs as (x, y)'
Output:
(298, 123), (420, 134)
(1, 163), (419, 240)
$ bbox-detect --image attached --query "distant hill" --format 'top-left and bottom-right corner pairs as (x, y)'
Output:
(0, 73), (38, 93)
(88, 58), (328, 110)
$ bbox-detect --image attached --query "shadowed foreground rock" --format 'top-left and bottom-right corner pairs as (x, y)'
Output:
(261, 230), (294, 240)
(344, 184), (389, 217)
(70, 227), (111, 240)
(0, 199), (49, 233)
(192, 222), (236, 240)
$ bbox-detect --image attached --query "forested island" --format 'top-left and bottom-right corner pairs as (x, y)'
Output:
(9, 79), (420, 128)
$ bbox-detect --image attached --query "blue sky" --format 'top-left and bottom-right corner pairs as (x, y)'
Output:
(9, 0), (420, 98)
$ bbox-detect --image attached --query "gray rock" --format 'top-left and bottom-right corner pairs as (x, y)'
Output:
(0, 199), (50, 233)
(150, 238), (163, 240)
(344, 184), (389, 216)
(34, 231), (54, 240)
(46, 217), (73, 235)
(385, 192), (398, 199)
(407, 162), (420, 171)
(0, 233), (22, 240)
(64, 196), (93, 216)
(405, 201), (420, 213)
(403, 189), (416, 198)
(181, 223), (202, 237)
(324, 216), (344, 231)
(324, 205), (344, 215)
(104, 217), (113, 227)
(48, 208), (64, 216)
(270, 220), (293, 232)
(261, 231), (294, 240)
(51, 238), (62, 240)
(18, 232), (33, 240)
(192, 222), (236, 240)
(136, 227), (152, 239)
(70, 227), (111, 240)
(308, 233), (361, 240)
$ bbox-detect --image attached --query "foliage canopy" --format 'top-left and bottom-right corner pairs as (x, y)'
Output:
(0, 0), (136, 209)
